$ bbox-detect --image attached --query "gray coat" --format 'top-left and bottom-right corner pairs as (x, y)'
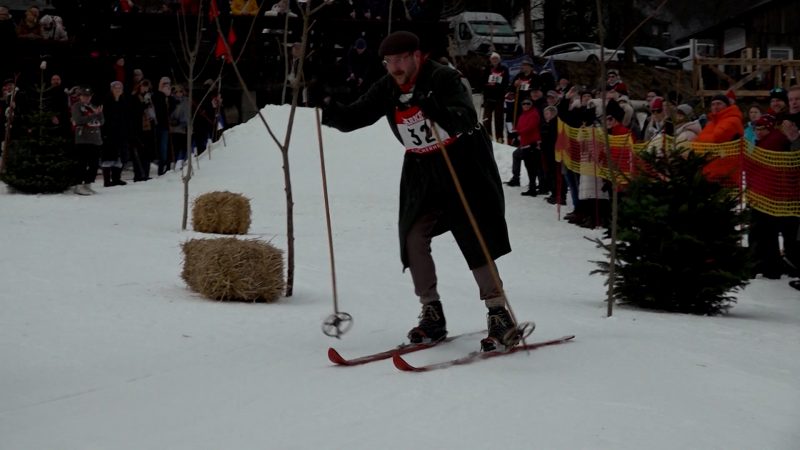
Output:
(71, 102), (104, 146)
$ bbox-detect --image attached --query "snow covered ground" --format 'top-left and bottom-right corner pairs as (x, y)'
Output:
(1, 105), (798, 450)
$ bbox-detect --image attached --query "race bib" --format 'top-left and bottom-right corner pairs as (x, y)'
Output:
(518, 81), (530, 91)
(395, 105), (457, 154)
(487, 72), (503, 85)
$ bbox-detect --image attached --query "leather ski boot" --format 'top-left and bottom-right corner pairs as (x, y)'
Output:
(481, 306), (521, 352)
(408, 300), (447, 344)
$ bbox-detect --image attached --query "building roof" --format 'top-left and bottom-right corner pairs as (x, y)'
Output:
(681, 0), (781, 41)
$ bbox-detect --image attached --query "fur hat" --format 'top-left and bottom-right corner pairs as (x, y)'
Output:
(378, 31), (419, 56)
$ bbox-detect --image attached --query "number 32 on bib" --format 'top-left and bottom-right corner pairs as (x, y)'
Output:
(395, 106), (457, 154)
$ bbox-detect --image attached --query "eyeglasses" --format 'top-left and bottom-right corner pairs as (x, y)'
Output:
(382, 53), (413, 66)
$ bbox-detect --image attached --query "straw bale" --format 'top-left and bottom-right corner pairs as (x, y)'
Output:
(181, 237), (284, 302)
(192, 191), (251, 235)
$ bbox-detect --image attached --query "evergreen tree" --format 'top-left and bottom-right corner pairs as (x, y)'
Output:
(1, 111), (78, 194)
(593, 148), (751, 315)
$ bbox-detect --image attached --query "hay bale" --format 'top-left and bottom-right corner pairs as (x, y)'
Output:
(192, 191), (251, 235)
(181, 237), (284, 302)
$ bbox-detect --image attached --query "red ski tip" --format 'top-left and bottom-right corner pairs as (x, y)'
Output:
(392, 353), (421, 372)
(327, 347), (348, 365)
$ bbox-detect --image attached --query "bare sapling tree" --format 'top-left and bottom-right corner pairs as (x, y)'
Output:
(175, 0), (265, 230)
(174, 2), (215, 230)
(591, 0), (670, 317)
(212, 0), (330, 297)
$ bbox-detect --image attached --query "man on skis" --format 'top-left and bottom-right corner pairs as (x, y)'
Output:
(319, 31), (521, 352)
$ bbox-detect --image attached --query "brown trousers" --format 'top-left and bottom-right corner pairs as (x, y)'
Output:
(406, 210), (505, 308)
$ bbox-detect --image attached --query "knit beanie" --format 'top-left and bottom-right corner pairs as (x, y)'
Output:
(711, 94), (730, 105)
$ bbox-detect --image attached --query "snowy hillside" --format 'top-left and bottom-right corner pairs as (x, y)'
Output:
(1, 105), (798, 450)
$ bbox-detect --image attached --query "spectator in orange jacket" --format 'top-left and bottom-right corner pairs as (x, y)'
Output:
(696, 92), (744, 185)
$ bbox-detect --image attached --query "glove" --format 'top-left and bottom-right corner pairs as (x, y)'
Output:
(416, 90), (442, 122)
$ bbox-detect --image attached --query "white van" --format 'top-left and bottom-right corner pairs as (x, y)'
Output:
(665, 39), (717, 71)
(447, 11), (522, 57)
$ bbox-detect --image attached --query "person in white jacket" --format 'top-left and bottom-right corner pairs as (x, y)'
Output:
(673, 104), (701, 150)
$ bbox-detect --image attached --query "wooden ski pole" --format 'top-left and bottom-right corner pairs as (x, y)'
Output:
(429, 121), (531, 349)
(315, 107), (352, 338)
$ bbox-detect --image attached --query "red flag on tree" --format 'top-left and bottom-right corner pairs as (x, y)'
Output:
(214, 26), (237, 62)
(209, 0), (220, 20)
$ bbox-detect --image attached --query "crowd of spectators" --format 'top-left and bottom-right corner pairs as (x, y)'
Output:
(478, 54), (800, 288)
(2, 65), (225, 194)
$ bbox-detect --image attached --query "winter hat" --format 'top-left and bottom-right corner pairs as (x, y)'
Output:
(546, 90), (559, 98)
(769, 87), (788, 103)
(606, 69), (619, 76)
(79, 86), (93, 96)
(711, 93), (731, 106)
(520, 55), (534, 66)
(354, 38), (367, 50)
(606, 99), (625, 122)
(133, 68), (143, 77)
(676, 104), (694, 118)
(110, 81), (123, 89)
(754, 114), (776, 129)
(378, 31), (419, 56)
(489, 52), (501, 61)
(649, 96), (664, 111)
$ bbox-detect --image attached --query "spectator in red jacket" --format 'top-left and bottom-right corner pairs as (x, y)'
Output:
(509, 98), (543, 196)
(749, 114), (797, 280)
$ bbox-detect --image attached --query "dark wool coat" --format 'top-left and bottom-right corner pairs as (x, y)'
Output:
(322, 59), (511, 270)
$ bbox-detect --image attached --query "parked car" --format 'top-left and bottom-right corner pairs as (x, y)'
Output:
(665, 41), (717, 71)
(627, 46), (683, 69)
(541, 42), (621, 62)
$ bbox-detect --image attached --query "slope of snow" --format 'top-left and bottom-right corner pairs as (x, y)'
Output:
(1, 105), (798, 450)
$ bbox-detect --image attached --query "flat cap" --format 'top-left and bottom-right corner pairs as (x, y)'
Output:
(378, 31), (419, 57)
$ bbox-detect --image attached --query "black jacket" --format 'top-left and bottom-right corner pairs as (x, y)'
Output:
(322, 59), (510, 269)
